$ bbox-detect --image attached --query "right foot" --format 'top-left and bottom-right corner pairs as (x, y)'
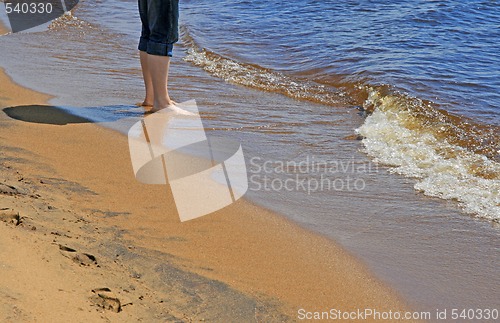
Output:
(149, 101), (194, 116)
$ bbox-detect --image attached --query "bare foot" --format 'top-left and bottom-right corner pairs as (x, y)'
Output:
(136, 101), (153, 107)
(148, 101), (194, 116)
(138, 99), (177, 109)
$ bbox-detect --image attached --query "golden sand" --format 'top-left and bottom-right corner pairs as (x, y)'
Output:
(0, 68), (419, 321)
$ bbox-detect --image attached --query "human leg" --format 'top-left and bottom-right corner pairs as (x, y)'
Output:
(145, 0), (179, 112)
(138, 0), (154, 107)
(148, 54), (174, 111)
(140, 50), (154, 107)
(139, 0), (187, 113)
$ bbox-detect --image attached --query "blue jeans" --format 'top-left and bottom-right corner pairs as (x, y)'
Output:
(138, 0), (179, 56)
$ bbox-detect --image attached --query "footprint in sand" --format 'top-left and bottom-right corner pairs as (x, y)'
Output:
(0, 183), (22, 196)
(90, 288), (122, 313)
(0, 208), (21, 226)
(59, 245), (98, 266)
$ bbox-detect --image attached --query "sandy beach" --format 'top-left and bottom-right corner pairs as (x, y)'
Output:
(0, 0), (499, 319)
(0, 64), (417, 321)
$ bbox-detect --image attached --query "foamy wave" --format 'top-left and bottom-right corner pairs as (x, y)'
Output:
(357, 90), (500, 222)
(181, 27), (352, 107)
(181, 25), (500, 221)
(48, 11), (90, 30)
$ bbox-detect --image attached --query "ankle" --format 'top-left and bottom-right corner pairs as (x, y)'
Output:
(154, 97), (174, 108)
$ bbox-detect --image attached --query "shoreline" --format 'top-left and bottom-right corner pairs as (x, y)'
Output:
(0, 68), (418, 320)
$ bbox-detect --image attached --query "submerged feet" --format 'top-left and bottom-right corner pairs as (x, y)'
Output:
(137, 101), (153, 108)
(150, 104), (193, 116)
(143, 99), (194, 116)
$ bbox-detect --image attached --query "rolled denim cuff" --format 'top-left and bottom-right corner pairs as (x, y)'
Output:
(147, 41), (174, 57)
(138, 36), (149, 52)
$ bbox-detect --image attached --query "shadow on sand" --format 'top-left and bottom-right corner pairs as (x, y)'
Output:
(3, 105), (142, 126)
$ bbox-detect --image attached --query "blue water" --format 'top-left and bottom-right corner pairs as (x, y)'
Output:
(181, 0), (500, 125)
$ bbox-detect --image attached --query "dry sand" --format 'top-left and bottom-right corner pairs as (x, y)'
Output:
(0, 67), (420, 322)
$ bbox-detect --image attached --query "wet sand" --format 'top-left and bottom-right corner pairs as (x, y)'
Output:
(0, 68), (418, 321)
(0, 19), (7, 35)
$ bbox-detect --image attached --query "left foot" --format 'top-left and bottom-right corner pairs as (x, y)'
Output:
(136, 101), (153, 107)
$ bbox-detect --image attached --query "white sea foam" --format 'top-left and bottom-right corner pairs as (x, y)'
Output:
(182, 35), (350, 107)
(357, 90), (500, 222)
(48, 11), (90, 31)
